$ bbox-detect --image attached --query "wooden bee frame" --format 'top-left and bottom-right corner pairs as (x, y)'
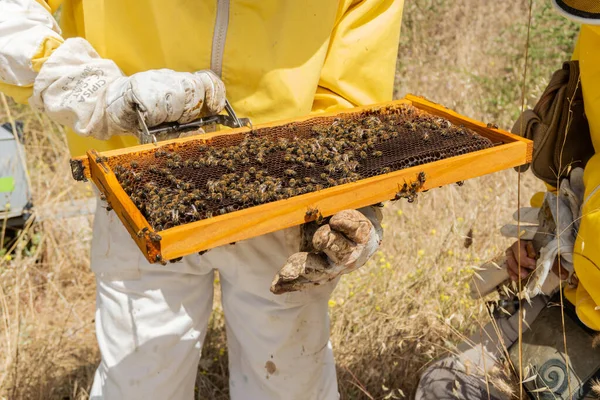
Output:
(71, 95), (532, 264)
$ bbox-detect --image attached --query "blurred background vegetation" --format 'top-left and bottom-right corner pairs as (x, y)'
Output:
(0, 0), (578, 398)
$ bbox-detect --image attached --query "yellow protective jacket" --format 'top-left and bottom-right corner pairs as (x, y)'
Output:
(0, 0), (404, 158)
(564, 25), (600, 330)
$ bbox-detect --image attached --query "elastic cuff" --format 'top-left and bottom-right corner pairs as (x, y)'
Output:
(31, 35), (64, 73)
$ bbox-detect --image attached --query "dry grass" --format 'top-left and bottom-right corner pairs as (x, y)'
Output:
(0, 0), (577, 399)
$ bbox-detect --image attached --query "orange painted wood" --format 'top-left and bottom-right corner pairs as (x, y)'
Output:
(87, 150), (161, 262)
(158, 140), (528, 260)
(74, 95), (533, 263)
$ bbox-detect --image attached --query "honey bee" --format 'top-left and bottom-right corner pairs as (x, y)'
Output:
(167, 175), (178, 185)
(148, 232), (162, 242)
(316, 213), (325, 225)
(212, 192), (223, 202)
(137, 227), (149, 238)
(365, 116), (382, 128)
(206, 156), (218, 167)
(223, 160), (235, 170)
(284, 169), (296, 177)
(206, 180), (218, 193)
(325, 164), (337, 174)
(439, 119), (452, 129)
(403, 121), (417, 131)
(305, 207), (319, 220)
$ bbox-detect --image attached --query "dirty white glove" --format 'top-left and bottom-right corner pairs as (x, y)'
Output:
(500, 167), (584, 297)
(271, 208), (383, 294)
(29, 38), (226, 140)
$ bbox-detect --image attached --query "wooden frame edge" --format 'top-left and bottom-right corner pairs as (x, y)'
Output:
(158, 140), (530, 260)
(87, 150), (162, 263)
(73, 95), (533, 262)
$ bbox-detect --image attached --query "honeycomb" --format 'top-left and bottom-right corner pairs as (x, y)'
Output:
(107, 104), (493, 231)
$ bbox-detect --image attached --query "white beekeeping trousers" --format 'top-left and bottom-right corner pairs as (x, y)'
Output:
(88, 205), (340, 400)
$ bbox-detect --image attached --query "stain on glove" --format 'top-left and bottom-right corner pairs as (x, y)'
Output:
(271, 209), (382, 294)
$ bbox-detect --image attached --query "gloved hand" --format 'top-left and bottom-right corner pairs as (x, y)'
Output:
(29, 38), (226, 141)
(500, 167), (584, 297)
(270, 208), (383, 294)
(504, 239), (569, 281)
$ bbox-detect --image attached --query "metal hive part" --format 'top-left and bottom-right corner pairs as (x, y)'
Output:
(106, 104), (493, 231)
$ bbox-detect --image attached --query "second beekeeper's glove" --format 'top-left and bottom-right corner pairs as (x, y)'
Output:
(500, 167), (584, 297)
(270, 208), (383, 294)
(29, 38), (226, 141)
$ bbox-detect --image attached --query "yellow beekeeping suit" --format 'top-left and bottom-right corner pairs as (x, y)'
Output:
(0, 0), (404, 158)
(565, 25), (600, 330)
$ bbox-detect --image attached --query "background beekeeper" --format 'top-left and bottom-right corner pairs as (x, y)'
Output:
(0, 0), (404, 398)
(415, 1), (600, 398)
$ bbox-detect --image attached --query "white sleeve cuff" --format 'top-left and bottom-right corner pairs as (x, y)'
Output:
(0, 0), (62, 86)
(30, 38), (125, 139)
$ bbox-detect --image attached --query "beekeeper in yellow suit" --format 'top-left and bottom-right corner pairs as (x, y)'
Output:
(0, 1), (403, 398)
(416, 1), (600, 399)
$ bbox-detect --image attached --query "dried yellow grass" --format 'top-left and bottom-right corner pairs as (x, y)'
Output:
(0, 0), (577, 399)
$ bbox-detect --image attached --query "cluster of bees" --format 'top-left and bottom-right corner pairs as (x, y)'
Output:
(394, 171), (426, 203)
(111, 104), (482, 231)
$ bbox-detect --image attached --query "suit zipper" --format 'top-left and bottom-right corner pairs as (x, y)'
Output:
(211, 0), (230, 78)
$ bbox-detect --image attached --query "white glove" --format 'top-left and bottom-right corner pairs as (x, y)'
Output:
(271, 208), (383, 294)
(29, 38), (226, 140)
(500, 167), (584, 297)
